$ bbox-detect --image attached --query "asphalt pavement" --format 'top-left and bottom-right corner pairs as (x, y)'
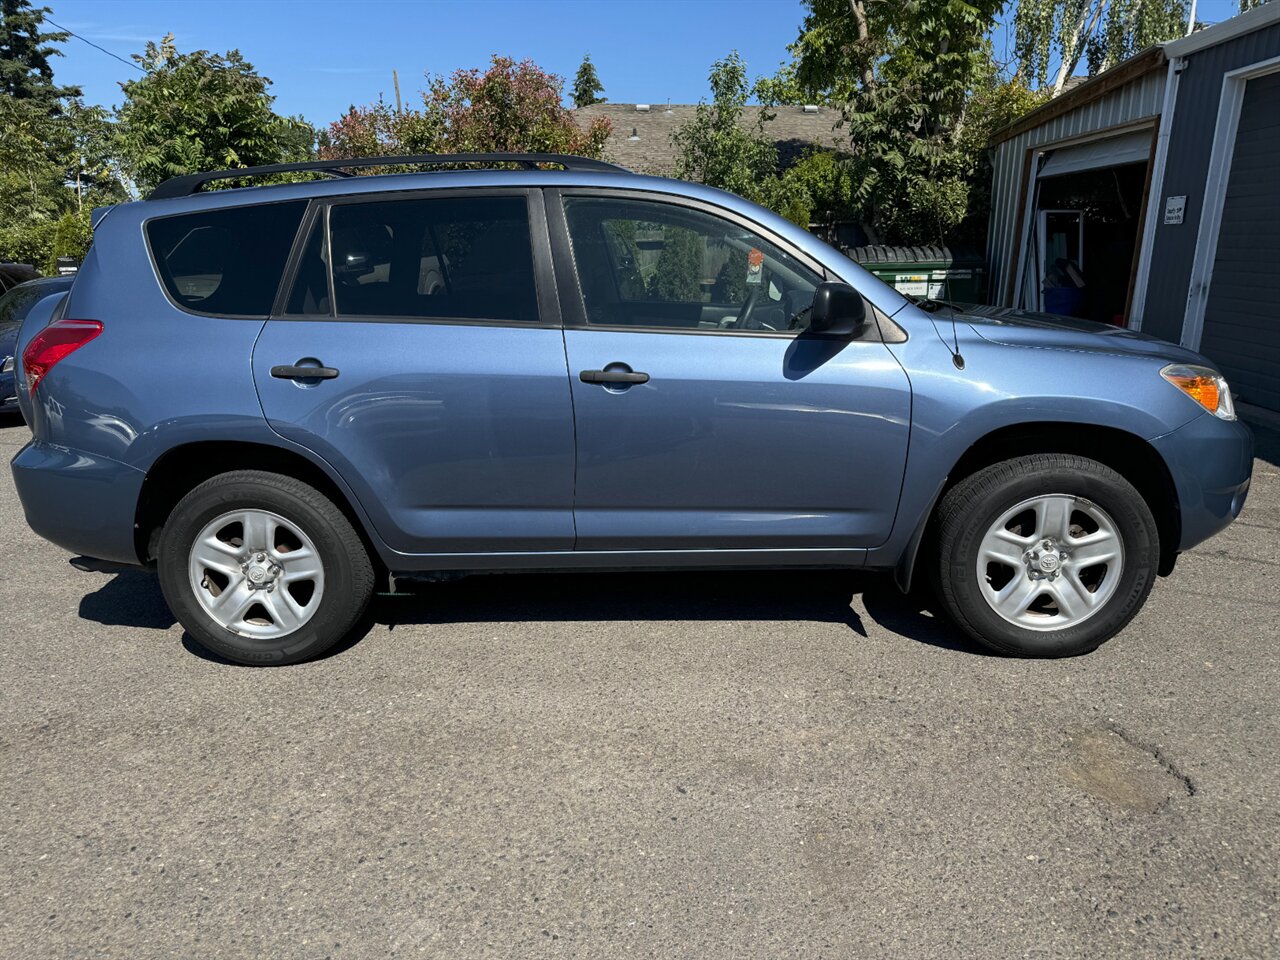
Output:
(1, 414), (1277, 959)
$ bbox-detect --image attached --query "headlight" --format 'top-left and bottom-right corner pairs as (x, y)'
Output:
(1160, 363), (1236, 420)
(1, 355), (12, 374)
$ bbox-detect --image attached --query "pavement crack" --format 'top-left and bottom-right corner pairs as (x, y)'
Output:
(1102, 721), (1197, 800)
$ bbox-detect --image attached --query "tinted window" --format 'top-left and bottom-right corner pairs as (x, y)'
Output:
(147, 200), (307, 316)
(562, 197), (822, 333)
(285, 218), (330, 315)
(325, 195), (538, 322)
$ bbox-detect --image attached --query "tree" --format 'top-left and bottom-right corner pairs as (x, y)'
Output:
(1014, 0), (1190, 94)
(0, 0), (79, 111)
(114, 35), (308, 193)
(323, 56), (612, 162)
(572, 53), (606, 108)
(671, 52), (811, 225)
(782, 0), (1024, 243)
(63, 99), (126, 210)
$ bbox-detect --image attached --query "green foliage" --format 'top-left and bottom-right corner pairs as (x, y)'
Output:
(782, 0), (1038, 244)
(1015, 0), (1190, 92)
(115, 35), (308, 193)
(324, 56), (611, 164)
(671, 52), (813, 227)
(649, 226), (704, 300)
(0, 0), (79, 110)
(45, 206), (90, 271)
(572, 54), (606, 108)
(776, 149), (854, 223)
(0, 93), (64, 264)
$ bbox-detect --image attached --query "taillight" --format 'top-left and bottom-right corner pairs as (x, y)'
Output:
(22, 319), (103, 397)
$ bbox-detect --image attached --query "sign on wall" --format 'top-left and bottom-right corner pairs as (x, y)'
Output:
(1163, 196), (1187, 225)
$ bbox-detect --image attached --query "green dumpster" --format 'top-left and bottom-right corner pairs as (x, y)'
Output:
(846, 245), (986, 304)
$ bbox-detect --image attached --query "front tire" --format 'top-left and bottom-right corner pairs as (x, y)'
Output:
(933, 454), (1158, 658)
(158, 470), (375, 665)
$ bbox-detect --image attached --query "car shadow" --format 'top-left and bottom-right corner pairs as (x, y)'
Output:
(77, 568), (177, 630)
(1243, 414), (1280, 469)
(75, 565), (986, 662)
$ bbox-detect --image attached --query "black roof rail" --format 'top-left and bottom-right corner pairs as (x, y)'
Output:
(147, 152), (630, 200)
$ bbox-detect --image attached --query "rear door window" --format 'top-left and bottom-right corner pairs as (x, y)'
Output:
(147, 200), (307, 316)
(322, 195), (539, 323)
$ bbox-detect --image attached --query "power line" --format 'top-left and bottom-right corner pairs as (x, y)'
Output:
(43, 16), (146, 73)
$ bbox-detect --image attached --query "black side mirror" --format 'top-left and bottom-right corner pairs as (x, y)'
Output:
(809, 281), (867, 336)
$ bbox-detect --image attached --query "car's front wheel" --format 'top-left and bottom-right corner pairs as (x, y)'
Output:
(933, 454), (1159, 657)
(157, 470), (375, 665)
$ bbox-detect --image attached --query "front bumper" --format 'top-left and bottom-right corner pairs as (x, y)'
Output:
(1151, 412), (1253, 552)
(11, 440), (145, 564)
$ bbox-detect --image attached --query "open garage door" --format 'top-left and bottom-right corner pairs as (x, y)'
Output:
(1015, 128), (1155, 325)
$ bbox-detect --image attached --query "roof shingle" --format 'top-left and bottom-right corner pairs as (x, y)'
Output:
(572, 103), (848, 175)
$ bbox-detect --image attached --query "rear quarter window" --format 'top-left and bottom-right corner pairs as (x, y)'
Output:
(146, 200), (307, 316)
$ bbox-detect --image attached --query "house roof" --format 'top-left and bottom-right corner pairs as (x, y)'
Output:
(572, 103), (847, 175)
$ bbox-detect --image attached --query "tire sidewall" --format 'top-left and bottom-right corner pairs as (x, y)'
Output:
(158, 476), (366, 665)
(945, 463), (1157, 657)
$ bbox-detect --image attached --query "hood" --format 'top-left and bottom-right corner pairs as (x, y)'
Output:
(927, 302), (1208, 366)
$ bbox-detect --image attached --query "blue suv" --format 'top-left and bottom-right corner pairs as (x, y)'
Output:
(9, 153), (1253, 665)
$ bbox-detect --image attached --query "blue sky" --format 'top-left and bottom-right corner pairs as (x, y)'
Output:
(46, 0), (810, 127)
(44, 0), (1250, 132)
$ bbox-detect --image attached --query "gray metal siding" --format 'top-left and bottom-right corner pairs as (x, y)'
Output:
(1197, 70), (1280, 411)
(1141, 20), (1280, 342)
(986, 70), (1165, 306)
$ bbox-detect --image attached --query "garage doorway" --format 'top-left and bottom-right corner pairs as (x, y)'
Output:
(1015, 127), (1155, 325)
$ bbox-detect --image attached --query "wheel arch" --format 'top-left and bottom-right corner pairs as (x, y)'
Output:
(897, 421), (1181, 592)
(134, 440), (387, 579)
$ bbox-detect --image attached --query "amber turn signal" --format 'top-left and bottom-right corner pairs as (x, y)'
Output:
(1160, 364), (1235, 420)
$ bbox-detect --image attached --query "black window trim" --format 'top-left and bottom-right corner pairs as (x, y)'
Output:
(544, 187), (837, 340)
(271, 186), (561, 329)
(143, 197), (312, 320)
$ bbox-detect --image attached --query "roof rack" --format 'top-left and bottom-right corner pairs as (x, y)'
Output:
(147, 152), (630, 200)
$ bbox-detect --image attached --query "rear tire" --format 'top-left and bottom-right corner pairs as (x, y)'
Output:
(158, 470), (375, 665)
(933, 454), (1158, 658)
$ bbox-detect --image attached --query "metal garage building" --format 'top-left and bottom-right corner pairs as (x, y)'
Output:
(986, 2), (1280, 412)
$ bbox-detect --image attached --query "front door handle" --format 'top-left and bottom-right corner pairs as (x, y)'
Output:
(271, 363), (340, 381)
(579, 368), (650, 385)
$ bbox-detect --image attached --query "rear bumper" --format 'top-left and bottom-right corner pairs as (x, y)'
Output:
(1151, 413), (1253, 552)
(10, 440), (144, 564)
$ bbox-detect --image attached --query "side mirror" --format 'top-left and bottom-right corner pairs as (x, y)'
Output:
(809, 281), (867, 336)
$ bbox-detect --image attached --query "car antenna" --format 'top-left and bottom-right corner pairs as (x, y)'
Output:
(928, 214), (965, 370)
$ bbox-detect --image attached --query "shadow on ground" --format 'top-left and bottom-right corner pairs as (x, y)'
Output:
(74, 565), (982, 663)
(1245, 415), (1280, 468)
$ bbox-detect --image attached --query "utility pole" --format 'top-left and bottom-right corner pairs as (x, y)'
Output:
(393, 69), (402, 113)
(1186, 0), (1197, 36)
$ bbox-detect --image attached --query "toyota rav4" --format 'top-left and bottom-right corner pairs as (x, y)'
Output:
(9, 153), (1254, 665)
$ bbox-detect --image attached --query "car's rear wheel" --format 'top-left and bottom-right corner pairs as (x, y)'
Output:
(157, 470), (374, 665)
(933, 454), (1159, 657)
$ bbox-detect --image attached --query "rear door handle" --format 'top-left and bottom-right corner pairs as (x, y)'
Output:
(579, 368), (650, 384)
(271, 364), (340, 381)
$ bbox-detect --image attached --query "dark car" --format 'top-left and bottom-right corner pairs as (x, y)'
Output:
(0, 276), (75, 416)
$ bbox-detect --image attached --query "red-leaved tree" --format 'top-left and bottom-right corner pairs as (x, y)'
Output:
(322, 56), (611, 161)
